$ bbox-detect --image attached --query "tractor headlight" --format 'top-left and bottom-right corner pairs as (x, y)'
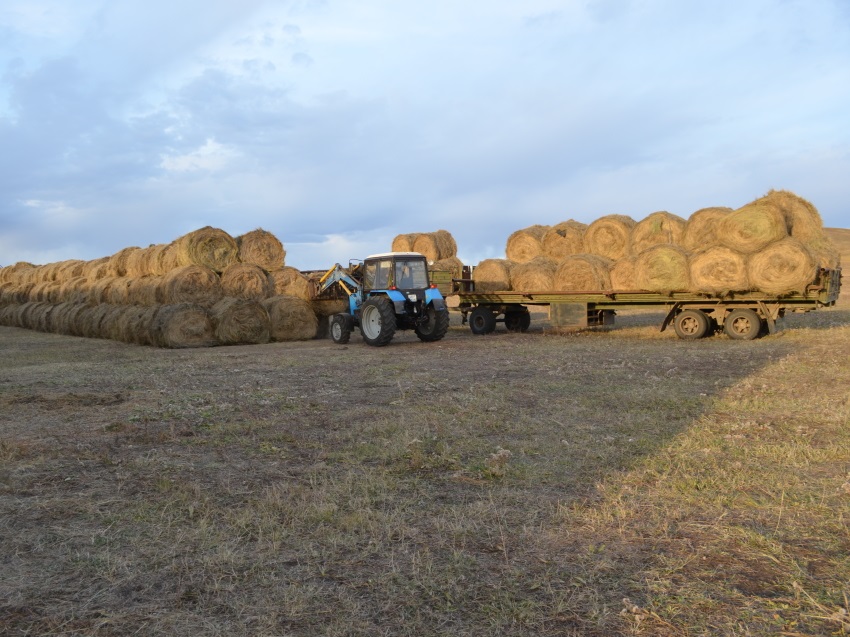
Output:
(407, 293), (418, 302)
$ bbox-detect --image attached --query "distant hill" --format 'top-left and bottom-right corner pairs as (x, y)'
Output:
(826, 228), (850, 268)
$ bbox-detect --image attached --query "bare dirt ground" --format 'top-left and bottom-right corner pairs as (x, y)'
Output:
(2, 290), (850, 635)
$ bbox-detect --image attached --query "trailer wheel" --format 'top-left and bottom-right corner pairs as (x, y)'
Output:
(724, 308), (762, 341)
(360, 297), (396, 346)
(330, 313), (353, 344)
(504, 310), (531, 332)
(415, 305), (450, 342)
(673, 309), (710, 339)
(469, 307), (497, 335)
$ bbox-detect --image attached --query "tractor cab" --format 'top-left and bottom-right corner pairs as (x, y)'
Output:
(361, 252), (431, 293)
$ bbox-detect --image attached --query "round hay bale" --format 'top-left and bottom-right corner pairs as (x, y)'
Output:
(0, 262), (36, 285)
(689, 246), (749, 294)
(87, 277), (119, 305)
(542, 220), (586, 260)
(748, 238), (816, 295)
(311, 299), (349, 317)
(56, 260), (86, 282)
(107, 247), (141, 277)
(210, 298), (271, 345)
(29, 281), (54, 302)
(505, 225), (549, 263)
(0, 282), (19, 303)
(472, 259), (512, 293)
(584, 215), (636, 260)
(98, 305), (130, 342)
(634, 244), (691, 293)
(161, 266), (222, 306)
(83, 304), (119, 339)
(682, 207), (732, 251)
(510, 256), (557, 291)
(392, 233), (422, 252)
(630, 211), (687, 254)
(412, 230), (458, 262)
(717, 200), (788, 254)
(236, 228), (286, 270)
(150, 304), (217, 348)
(17, 301), (41, 329)
(262, 294), (319, 342)
(269, 267), (313, 301)
(57, 277), (89, 304)
(756, 190), (840, 268)
(220, 263), (274, 301)
(104, 277), (132, 305)
(431, 256), (464, 279)
(553, 254), (612, 291)
(175, 226), (239, 272)
(51, 302), (87, 336)
(126, 276), (164, 306)
(114, 305), (157, 345)
(144, 244), (174, 276)
(32, 302), (58, 333)
(158, 242), (182, 274)
(122, 248), (147, 277)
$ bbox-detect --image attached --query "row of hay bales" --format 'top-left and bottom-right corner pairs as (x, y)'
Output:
(0, 227), (326, 347)
(473, 190), (840, 296)
(391, 230), (465, 278)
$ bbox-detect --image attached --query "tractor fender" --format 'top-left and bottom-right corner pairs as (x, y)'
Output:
(425, 288), (446, 310)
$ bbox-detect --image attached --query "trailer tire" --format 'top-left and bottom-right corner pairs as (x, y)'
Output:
(504, 310), (531, 332)
(360, 297), (396, 346)
(469, 307), (497, 335)
(330, 313), (353, 344)
(673, 309), (710, 340)
(724, 308), (762, 341)
(415, 305), (450, 342)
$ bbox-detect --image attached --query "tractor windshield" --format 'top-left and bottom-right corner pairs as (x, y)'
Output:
(394, 259), (429, 289)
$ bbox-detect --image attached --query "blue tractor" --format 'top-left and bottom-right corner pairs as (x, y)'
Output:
(316, 252), (450, 346)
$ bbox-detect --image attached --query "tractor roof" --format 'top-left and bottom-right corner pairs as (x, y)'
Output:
(364, 252), (426, 260)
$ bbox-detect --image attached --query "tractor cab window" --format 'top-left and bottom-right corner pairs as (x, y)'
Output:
(366, 260), (391, 290)
(362, 262), (376, 289)
(395, 259), (428, 289)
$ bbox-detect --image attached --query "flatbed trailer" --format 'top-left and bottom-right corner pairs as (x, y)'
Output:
(444, 267), (842, 340)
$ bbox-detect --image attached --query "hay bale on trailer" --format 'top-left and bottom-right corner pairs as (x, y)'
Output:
(760, 190), (840, 268)
(236, 228), (286, 271)
(554, 254), (612, 291)
(150, 304), (218, 348)
(542, 221), (586, 260)
(210, 298), (271, 345)
(510, 256), (557, 291)
(472, 259), (512, 292)
(689, 246), (749, 295)
(748, 238), (817, 295)
(391, 233), (422, 252)
(506, 225), (549, 263)
(634, 244), (691, 293)
(175, 226), (239, 272)
(682, 207), (732, 252)
(220, 263), (274, 301)
(717, 199), (788, 254)
(161, 265), (222, 306)
(583, 215), (636, 260)
(412, 230), (458, 262)
(262, 294), (319, 341)
(431, 256), (464, 279)
(630, 211), (687, 254)
(269, 267), (313, 301)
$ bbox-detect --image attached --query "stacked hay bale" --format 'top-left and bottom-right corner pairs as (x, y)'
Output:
(0, 227), (319, 347)
(470, 190), (838, 296)
(390, 228), (464, 286)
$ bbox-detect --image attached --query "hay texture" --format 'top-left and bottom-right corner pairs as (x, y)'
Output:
(220, 263), (273, 301)
(630, 211), (687, 254)
(412, 230), (458, 262)
(583, 215), (636, 261)
(689, 246), (749, 295)
(554, 255), (612, 291)
(236, 228), (286, 271)
(210, 298), (271, 345)
(510, 257), (557, 291)
(175, 226), (239, 272)
(634, 245), (691, 293)
(162, 265), (222, 306)
(505, 225), (549, 263)
(682, 207), (732, 252)
(391, 233), (422, 252)
(262, 294), (319, 341)
(542, 221), (586, 260)
(431, 256), (464, 279)
(760, 190), (840, 267)
(472, 259), (512, 293)
(108, 246), (141, 277)
(717, 199), (788, 254)
(747, 238), (816, 295)
(269, 267), (313, 301)
(150, 304), (218, 348)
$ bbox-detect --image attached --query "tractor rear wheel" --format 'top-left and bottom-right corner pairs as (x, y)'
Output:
(415, 305), (450, 342)
(359, 297), (396, 346)
(330, 313), (353, 344)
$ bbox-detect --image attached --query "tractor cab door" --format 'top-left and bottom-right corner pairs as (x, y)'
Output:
(394, 258), (429, 292)
(362, 258), (393, 292)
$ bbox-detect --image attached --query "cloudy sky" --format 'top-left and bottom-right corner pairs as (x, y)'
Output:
(1, 0), (848, 269)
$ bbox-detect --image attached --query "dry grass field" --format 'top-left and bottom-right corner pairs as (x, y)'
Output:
(1, 232), (849, 636)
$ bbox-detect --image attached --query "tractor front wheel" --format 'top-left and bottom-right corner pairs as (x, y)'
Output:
(415, 305), (450, 342)
(330, 313), (353, 344)
(359, 297), (396, 346)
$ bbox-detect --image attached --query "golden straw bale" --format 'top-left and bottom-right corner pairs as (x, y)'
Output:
(87, 277), (122, 305)
(236, 228), (286, 270)
(107, 247), (141, 277)
(81, 257), (111, 281)
(0, 262), (36, 285)
(29, 281), (53, 302)
(312, 299), (348, 317)
(510, 256), (557, 291)
(16, 301), (38, 329)
(392, 233), (422, 252)
(32, 302), (58, 333)
(634, 245), (691, 293)
(262, 294), (319, 342)
(554, 254), (612, 291)
(269, 267), (313, 301)
(150, 304), (217, 348)
(210, 297), (271, 345)
(472, 259), (512, 292)
(126, 276), (164, 306)
(682, 207), (732, 251)
(144, 244), (173, 276)
(413, 230), (458, 262)
(161, 265), (222, 306)
(610, 257), (638, 290)
(52, 302), (88, 336)
(158, 243), (182, 273)
(220, 263), (274, 301)
(122, 248), (146, 277)
(718, 199), (788, 254)
(630, 211), (687, 254)
(757, 190), (840, 268)
(542, 221), (586, 260)
(82, 304), (118, 339)
(506, 225), (549, 263)
(175, 226), (239, 272)
(105, 277), (132, 305)
(97, 305), (129, 342)
(113, 305), (157, 345)
(57, 277), (89, 304)
(584, 215), (636, 260)
(748, 238), (816, 295)
(0, 282), (17, 303)
(689, 246), (749, 294)
(431, 256), (464, 279)
(56, 260), (86, 281)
